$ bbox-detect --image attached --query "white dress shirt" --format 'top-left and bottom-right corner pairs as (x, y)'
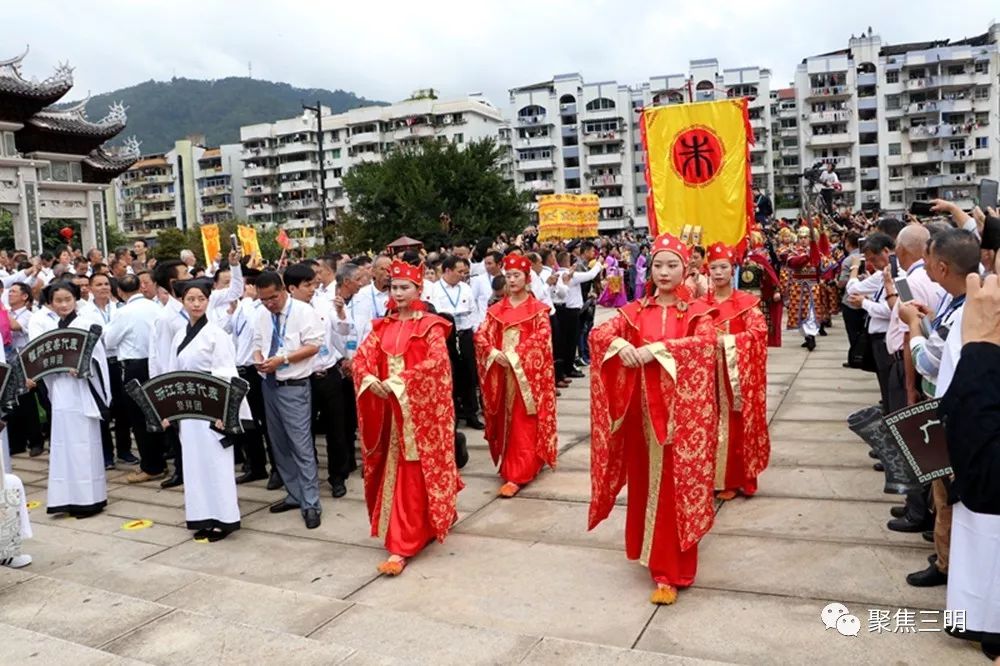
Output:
(27, 306), (58, 339)
(207, 263), (244, 322)
(847, 270), (890, 334)
(104, 294), (160, 361)
(227, 297), (264, 367)
(471, 271), (497, 327)
(149, 297), (188, 376)
(252, 298), (324, 381)
(10, 306), (32, 351)
(530, 267), (556, 315)
(886, 261), (945, 354)
(311, 299), (343, 373)
(330, 295), (360, 360)
(563, 263), (603, 309)
(428, 280), (476, 331)
(934, 305), (964, 398)
(352, 283), (390, 345)
(91, 299), (118, 356)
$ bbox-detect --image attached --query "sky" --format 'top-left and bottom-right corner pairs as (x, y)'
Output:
(6, 1), (999, 109)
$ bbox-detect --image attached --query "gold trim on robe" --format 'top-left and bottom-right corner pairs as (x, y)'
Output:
(721, 334), (743, 413)
(503, 327), (537, 416)
(714, 345), (731, 489)
(639, 371), (664, 567)
(384, 355), (419, 462)
(377, 417), (400, 538)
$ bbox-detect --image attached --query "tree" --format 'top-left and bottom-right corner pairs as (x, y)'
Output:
(338, 139), (528, 253)
(105, 223), (132, 253)
(151, 227), (190, 260)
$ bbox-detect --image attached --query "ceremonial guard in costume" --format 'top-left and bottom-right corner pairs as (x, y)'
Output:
(353, 260), (462, 576)
(741, 227), (783, 347)
(783, 226), (828, 351)
(32, 282), (111, 518)
(167, 280), (250, 542)
(588, 233), (718, 606)
(475, 254), (558, 498)
(701, 243), (770, 500)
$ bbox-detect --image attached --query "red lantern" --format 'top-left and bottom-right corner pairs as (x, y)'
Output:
(59, 227), (74, 241)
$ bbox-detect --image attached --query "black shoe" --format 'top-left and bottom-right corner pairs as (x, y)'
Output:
(160, 474), (183, 489)
(873, 462), (884, 472)
(269, 500), (300, 514)
(303, 508), (321, 529)
(869, 450), (880, 460)
(465, 417), (485, 430)
(117, 453), (140, 465)
(818, 326), (828, 337)
(236, 470), (268, 484)
(800, 339), (809, 348)
(330, 480), (347, 498)
(455, 432), (469, 470)
(887, 516), (928, 533)
(28, 446), (44, 458)
(805, 335), (816, 352)
(928, 553), (938, 564)
(105, 460), (116, 471)
(922, 530), (934, 543)
(944, 624), (982, 642)
(890, 505), (906, 518)
(266, 470), (284, 491)
(905, 563), (947, 587)
(567, 370), (585, 379)
(982, 641), (1000, 660)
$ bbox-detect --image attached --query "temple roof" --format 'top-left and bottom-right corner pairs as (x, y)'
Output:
(16, 99), (128, 155)
(82, 137), (140, 184)
(0, 46), (74, 122)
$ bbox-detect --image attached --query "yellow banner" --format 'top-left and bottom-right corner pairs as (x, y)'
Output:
(537, 193), (599, 241)
(200, 224), (221, 266)
(237, 224), (261, 258)
(642, 98), (751, 246)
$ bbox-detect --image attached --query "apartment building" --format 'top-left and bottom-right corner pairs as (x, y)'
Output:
(239, 91), (504, 247)
(109, 138), (245, 238)
(508, 62), (774, 233)
(795, 23), (1000, 215)
(770, 87), (802, 217)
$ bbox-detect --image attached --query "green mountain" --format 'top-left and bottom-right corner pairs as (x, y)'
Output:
(68, 77), (386, 153)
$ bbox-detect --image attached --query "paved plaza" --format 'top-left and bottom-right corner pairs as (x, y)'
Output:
(0, 315), (985, 664)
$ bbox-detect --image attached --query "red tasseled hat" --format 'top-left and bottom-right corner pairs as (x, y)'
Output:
(650, 232), (690, 264)
(502, 254), (532, 282)
(706, 241), (737, 264)
(389, 259), (423, 289)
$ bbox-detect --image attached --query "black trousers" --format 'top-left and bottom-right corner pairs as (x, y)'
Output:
(549, 314), (561, 381)
(870, 332), (891, 413)
(122, 358), (166, 475)
(555, 305), (581, 378)
(6, 390), (43, 455)
(101, 359), (133, 462)
(450, 329), (479, 421)
(237, 365), (275, 476)
(311, 369), (354, 484)
(842, 306), (866, 366)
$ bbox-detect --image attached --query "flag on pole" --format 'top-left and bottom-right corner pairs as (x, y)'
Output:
(276, 227), (293, 250)
(200, 224), (221, 266)
(236, 224), (261, 257)
(641, 98), (753, 248)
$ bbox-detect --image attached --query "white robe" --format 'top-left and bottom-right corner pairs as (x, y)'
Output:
(947, 502), (1000, 634)
(32, 312), (110, 514)
(168, 319), (245, 530)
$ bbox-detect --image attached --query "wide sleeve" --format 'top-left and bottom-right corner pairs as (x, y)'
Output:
(474, 313), (505, 454)
(517, 311), (558, 467)
(352, 325), (386, 461)
(728, 306), (770, 477)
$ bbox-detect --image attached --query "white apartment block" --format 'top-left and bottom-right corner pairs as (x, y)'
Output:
(239, 91), (504, 247)
(795, 23), (1000, 215)
(508, 62), (774, 233)
(770, 87), (802, 217)
(110, 138), (246, 238)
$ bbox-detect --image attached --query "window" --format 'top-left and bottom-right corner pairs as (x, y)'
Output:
(585, 97), (616, 111)
(453, 133), (464, 144)
(889, 167), (902, 179)
(948, 163), (966, 175)
(329, 148), (341, 159)
(976, 160), (991, 175)
(890, 191), (903, 204)
(886, 70), (899, 84)
(975, 87), (990, 100)
(975, 61), (988, 74)
(889, 143), (901, 156)
(949, 139), (965, 151)
(885, 95), (900, 110)
(976, 137), (989, 149)
(976, 112), (990, 126)
(887, 118), (900, 131)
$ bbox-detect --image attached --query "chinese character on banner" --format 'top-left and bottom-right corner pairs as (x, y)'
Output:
(55, 354), (64, 365)
(944, 609), (967, 633)
(52, 338), (62, 351)
(69, 338), (79, 351)
(175, 400), (185, 411)
(208, 387), (219, 402)
(917, 610), (941, 632)
(894, 608), (917, 633)
(868, 609), (891, 634)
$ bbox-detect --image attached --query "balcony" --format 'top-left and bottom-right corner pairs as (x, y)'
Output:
(275, 141), (318, 156)
(859, 167), (880, 180)
(859, 144), (879, 157)
(278, 159), (317, 175)
(809, 110), (851, 124)
(908, 149), (945, 164)
(280, 179), (316, 193)
(515, 135), (555, 149)
(905, 77), (938, 91)
(598, 195), (624, 208)
(560, 125), (578, 138)
(907, 123), (972, 139)
(857, 97), (877, 110)
(806, 85), (850, 99)
(906, 173), (979, 188)
(141, 191), (174, 203)
(858, 120), (878, 134)
(245, 184), (276, 196)
(243, 165), (275, 178)
(144, 209), (176, 222)
(516, 157), (555, 171)
(247, 203), (277, 216)
(586, 152), (623, 166)
(590, 174), (622, 187)
(751, 142), (767, 152)
(202, 202), (230, 214)
(393, 125), (436, 140)
(581, 129), (623, 144)
(241, 146), (274, 160)
(779, 127), (798, 137)
(142, 174), (173, 185)
(750, 163), (768, 175)
(598, 218), (627, 231)
(523, 179), (554, 192)
(857, 72), (877, 87)
(284, 218), (320, 231)
(563, 145), (579, 160)
(517, 114), (548, 126)
(347, 130), (380, 145)
(938, 73), (975, 88)
(280, 199), (320, 211)
(749, 116), (766, 128)
(907, 98), (973, 115)
(560, 103), (577, 115)
(807, 132), (852, 147)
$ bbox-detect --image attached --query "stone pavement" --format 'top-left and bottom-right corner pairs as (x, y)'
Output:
(0, 312), (985, 664)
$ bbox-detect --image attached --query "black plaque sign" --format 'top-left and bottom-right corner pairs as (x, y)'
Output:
(883, 399), (951, 484)
(0, 361), (25, 414)
(125, 371), (249, 435)
(18, 324), (102, 382)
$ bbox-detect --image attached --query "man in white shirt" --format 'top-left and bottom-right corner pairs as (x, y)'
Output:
(471, 250), (503, 328)
(311, 255), (338, 318)
(816, 162), (840, 214)
(253, 271), (324, 529)
(428, 255), (483, 429)
(352, 255), (391, 345)
(846, 232), (894, 412)
(557, 251), (603, 382)
(106, 275), (164, 483)
(207, 259), (245, 328)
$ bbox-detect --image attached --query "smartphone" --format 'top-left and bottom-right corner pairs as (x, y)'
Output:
(909, 201), (935, 216)
(981, 178), (999, 210)
(889, 255), (899, 278)
(230, 234), (239, 254)
(894, 277), (913, 302)
(857, 258), (867, 274)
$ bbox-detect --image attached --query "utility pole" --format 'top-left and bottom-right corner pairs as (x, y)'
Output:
(302, 100), (329, 230)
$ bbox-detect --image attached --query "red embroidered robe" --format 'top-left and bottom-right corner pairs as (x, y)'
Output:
(588, 295), (718, 587)
(474, 295), (558, 485)
(354, 310), (462, 557)
(744, 248), (783, 347)
(704, 290), (771, 496)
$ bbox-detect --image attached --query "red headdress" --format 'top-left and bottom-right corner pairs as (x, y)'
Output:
(705, 241), (737, 265)
(502, 253), (532, 282)
(650, 232), (690, 265)
(389, 259), (423, 290)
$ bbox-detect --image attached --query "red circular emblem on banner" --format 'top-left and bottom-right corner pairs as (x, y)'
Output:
(671, 127), (724, 186)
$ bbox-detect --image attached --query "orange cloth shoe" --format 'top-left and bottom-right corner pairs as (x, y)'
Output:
(377, 556), (407, 576)
(650, 584), (678, 605)
(498, 482), (520, 498)
(716, 490), (737, 501)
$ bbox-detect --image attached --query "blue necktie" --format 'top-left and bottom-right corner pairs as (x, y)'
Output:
(265, 313), (280, 386)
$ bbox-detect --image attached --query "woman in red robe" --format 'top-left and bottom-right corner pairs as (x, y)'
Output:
(743, 226), (783, 347)
(353, 259), (462, 576)
(702, 242), (771, 501)
(588, 233), (718, 606)
(475, 254), (558, 498)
